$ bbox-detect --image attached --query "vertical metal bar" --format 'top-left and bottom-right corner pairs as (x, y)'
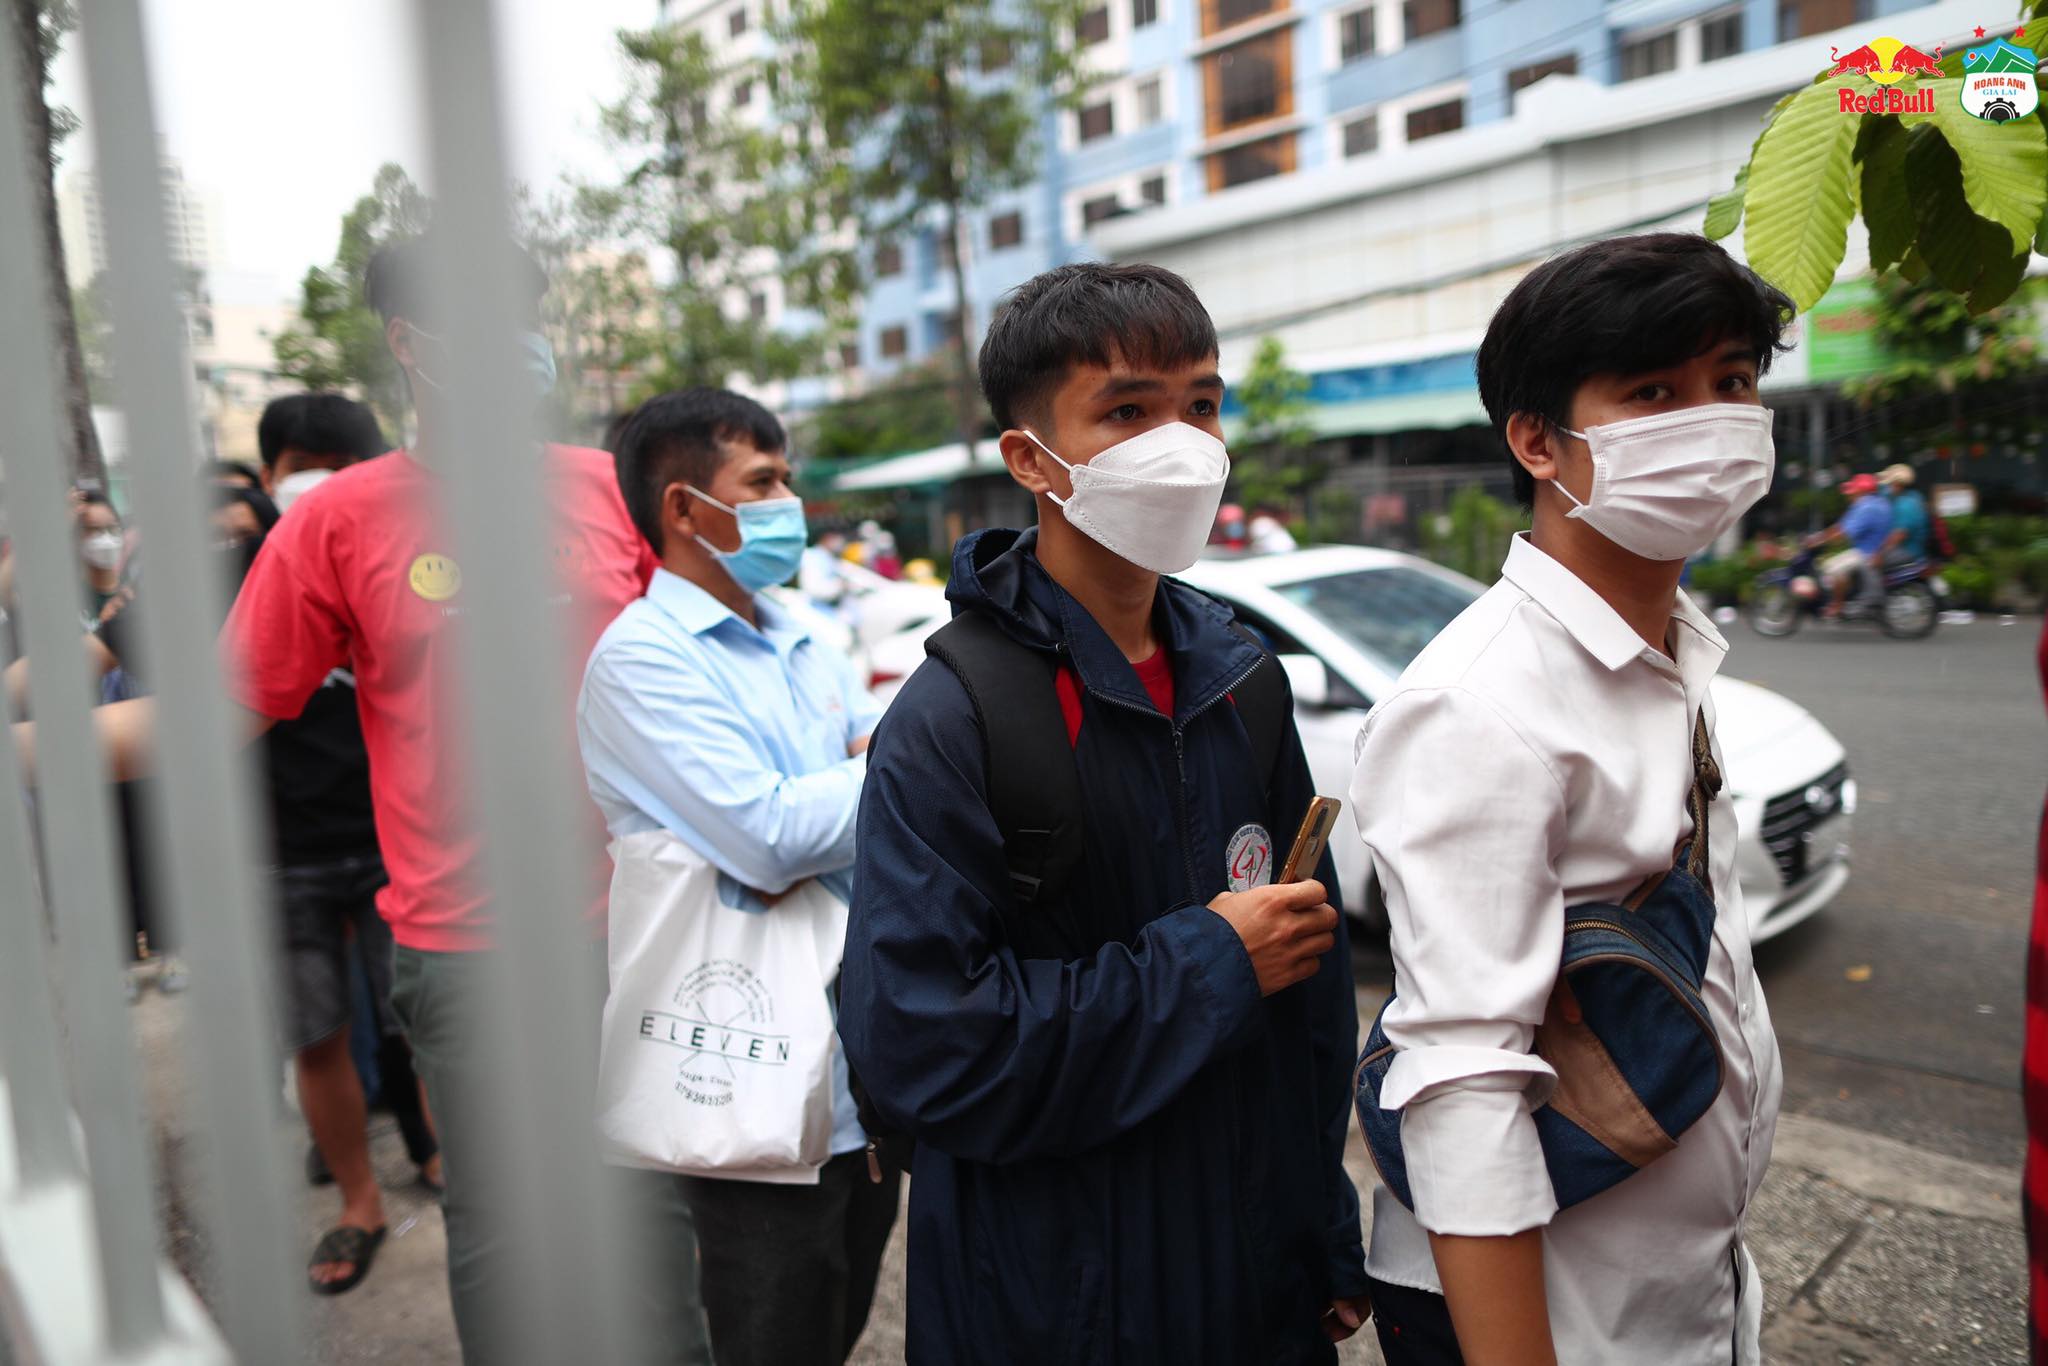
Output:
(408, 2), (635, 1361)
(0, 709), (75, 1192)
(74, 1), (296, 1360)
(0, 24), (168, 1349)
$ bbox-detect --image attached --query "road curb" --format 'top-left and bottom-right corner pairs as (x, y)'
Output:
(1770, 1112), (2020, 1224)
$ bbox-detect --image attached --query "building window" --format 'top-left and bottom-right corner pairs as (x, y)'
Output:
(839, 341), (861, 369)
(1202, 0), (1277, 37)
(729, 5), (748, 36)
(1338, 7), (1375, 63)
(879, 325), (909, 359)
(1341, 111), (1378, 157)
(732, 78), (754, 108)
(1700, 11), (1744, 60)
(1081, 193), (1125, 228)
(980, 37), (1013, 70)
(1207, 133), (1295, 190)
(1777, 0), (1863, 38)
(1403, 0), (1460, 41)
(1140, 173), (1168, 205)
(1404, 96), (1464, 141)
(1618, 30), (1678, 80)
(1136, 76), (1165, 126)
(1204, 31), (1290, 134)
(748, 291), (768, 320)
(1078, 99), (1116, 142)
(873, 241), (903, 277)
(1507, 53), (1577, 94)
(989, 210), (1024, 249)
(936, 231), (958, 271)
(1133, 0), (1159, 26)
(1078, 5), (1112, 43)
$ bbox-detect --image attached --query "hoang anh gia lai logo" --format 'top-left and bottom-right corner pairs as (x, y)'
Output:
(1961, 26), (2039, 121)
(1827, 37), (1944, 113)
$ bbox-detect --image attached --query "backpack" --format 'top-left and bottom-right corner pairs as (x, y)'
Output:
(847, 606), (1292, 1176)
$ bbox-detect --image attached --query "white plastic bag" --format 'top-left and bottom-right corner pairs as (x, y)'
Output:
(596, 829), (846, 1185)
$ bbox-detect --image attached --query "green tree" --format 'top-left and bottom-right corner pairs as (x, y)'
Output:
(271, 163), (429, 432)
(1841, 270), (2041, 411)
(593, 24), (857, 397)
(9, 0), (102, 482)
(1708, 16), (2048, 314)
(514, 182), (656, 438)
(780, 0), (1092, 462)
(799, 360), (959, 460)
(1228, 336), (1322, 513)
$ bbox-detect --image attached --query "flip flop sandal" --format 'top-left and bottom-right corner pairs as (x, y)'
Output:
(308, 1224), (386, 1296)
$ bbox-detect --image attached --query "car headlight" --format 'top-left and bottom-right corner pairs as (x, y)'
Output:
(1839, 778), (1857, 816)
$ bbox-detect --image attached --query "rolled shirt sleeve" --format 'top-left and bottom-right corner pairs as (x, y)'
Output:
(1351, 686), (1568, 1237)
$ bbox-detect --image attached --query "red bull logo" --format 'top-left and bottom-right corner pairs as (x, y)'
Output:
(1829, 36), (1943, 112)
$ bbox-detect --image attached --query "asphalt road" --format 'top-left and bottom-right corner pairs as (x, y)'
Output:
(1355, 614), (2047, 1169)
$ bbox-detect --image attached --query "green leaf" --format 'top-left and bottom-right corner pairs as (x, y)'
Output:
(1859, 116), (1915, 272)
(1968, 247), (2030, 312)
(1742, 84), (1860, 311)
(1704, 162), (1748, 239)
(1931, 80), (2048, 253)
(1905, 126), (1992, 295)
(1898, 245), (1929, 282)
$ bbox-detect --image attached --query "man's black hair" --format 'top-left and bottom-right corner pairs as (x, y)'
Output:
(257, 393), (387, 470)
(978, 262), (1219, 432)
(613, 388), (787, 552)
(1475, 233), (1794, 507)
(215, 482), (281, 533)
(207, 459), (262, 487)
(76, 489), (114, 512)
(363, 230), (548, 328)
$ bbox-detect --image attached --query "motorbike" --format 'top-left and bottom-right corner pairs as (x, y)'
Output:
(1747, 543), (1945, 639)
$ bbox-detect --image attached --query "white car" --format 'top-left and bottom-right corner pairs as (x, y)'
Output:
(869, 544), (1852, 943)
(1177, 547), (1853, 942)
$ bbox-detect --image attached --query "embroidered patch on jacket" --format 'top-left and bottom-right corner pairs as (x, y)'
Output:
(1226, 823), (1274, 892)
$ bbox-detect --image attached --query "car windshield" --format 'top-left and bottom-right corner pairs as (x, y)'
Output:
(1273, 567), (1479, 676)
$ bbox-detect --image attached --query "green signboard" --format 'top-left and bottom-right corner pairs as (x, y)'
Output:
(1807, 277), (1893, 382)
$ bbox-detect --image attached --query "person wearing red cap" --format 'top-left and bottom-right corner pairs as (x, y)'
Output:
(1818, 472), (1893, 619)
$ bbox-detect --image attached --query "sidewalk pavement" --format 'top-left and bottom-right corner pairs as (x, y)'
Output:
(132, 984), (2026, 1364)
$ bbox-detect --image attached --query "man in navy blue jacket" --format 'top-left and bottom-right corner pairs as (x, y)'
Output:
(842, 263), (1369, 1364)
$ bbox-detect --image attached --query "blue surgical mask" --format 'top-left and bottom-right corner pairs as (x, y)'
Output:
(407, 325), (556, 398)
(687, 486), (807, 592)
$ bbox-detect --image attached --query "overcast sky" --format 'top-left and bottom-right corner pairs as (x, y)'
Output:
(48, 0), (657, 306)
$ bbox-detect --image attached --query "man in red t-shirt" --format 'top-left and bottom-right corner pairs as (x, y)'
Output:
(28, 236), (708, 1364)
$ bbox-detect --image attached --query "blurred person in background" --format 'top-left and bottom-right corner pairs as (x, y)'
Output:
(13, 232), (699, 1364)
(1818, 472), (1892, 619)
(76, 490), (127, 624)
(1878, 464), (1929, 563)
(1248, 504), (1298, 554)
(580, 389), (896, 1366)
(244, 392), (442, 1297)
(799, 528), (851, 608)
(207, 458), (263, 490)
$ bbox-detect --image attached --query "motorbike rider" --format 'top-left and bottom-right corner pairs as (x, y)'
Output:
(1819, 472), (1892, 619)
(1878, 464), (1931, 563)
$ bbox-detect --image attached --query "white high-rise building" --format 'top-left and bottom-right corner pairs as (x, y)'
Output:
(58, 146), (221, 288)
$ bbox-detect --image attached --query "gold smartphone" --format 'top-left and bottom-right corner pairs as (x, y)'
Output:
(1278, 796), (1342, 884)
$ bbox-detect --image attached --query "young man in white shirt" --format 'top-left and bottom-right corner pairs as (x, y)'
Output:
(1349, 232), (1791, 1364)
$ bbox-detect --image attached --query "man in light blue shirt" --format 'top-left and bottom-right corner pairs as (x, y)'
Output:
(578, 388), (898, 1366)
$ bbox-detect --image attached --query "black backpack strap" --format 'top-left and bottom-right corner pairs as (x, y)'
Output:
(925, 613), (1083, 908)
(1226, 621), (1289, 797)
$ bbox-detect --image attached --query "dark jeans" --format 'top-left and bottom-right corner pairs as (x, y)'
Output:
(679, 1149), (901, 1366)
(1368, 1275), (1464, 1366)
(390, 945), (711, 1366)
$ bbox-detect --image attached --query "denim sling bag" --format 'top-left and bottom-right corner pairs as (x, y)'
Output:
(1354, 711), (1727, 1210)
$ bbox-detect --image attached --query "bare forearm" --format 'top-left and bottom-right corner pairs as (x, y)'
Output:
(12, 697), (275, 786)
(1428, 1229), (1557, 1366)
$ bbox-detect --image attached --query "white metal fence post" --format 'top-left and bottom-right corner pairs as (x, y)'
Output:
(73, 0), (298, 1359)
(405, 2), (639, 1360)
(0, 17), (170, 1350)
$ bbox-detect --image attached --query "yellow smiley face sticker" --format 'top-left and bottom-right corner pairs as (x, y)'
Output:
(408, 553), (462, 602)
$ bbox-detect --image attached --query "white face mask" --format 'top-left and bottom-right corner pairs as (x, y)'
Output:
(1552, 405), (1776, 561)
(81, 530), (123, 571)
(1024, 421), (1230, 574)
(274, 467), (333, 513)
